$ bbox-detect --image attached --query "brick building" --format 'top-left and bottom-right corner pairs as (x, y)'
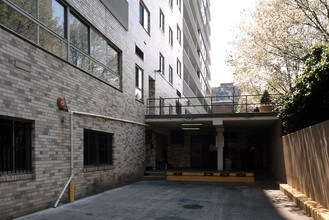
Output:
(0, 0), (217, 218)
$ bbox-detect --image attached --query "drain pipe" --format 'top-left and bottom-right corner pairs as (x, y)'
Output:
(54, 110), (74, 208)
(53, 96), (147, 208)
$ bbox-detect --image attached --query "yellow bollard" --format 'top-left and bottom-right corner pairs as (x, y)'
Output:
(69, 180), (74, 203)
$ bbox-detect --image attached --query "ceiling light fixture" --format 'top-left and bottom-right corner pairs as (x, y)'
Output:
(181, 123), (203, 126)
(182, 127), (200, 130)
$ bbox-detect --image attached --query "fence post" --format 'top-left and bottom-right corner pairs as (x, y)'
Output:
(245, 95), (248, 113)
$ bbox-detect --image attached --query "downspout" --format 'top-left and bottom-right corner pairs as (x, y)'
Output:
(53, 106), (147, 208)
(54, 111), (74, 208)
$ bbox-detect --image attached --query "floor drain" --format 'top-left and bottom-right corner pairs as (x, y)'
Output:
(182, 204), (204, 209)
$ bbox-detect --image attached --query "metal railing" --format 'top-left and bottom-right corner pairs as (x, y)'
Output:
(146, 94), (282, 116)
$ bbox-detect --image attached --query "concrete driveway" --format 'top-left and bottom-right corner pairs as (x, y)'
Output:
(18, 181), (312, 220)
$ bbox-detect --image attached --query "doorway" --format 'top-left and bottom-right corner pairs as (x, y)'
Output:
(190, 135), (216, 169)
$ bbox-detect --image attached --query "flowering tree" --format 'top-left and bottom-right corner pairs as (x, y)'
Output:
(228, 0), (329, 95)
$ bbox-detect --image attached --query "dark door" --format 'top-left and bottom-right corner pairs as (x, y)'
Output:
(190, 135), (216, 169)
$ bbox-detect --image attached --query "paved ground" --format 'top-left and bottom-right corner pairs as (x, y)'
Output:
(18, 181), (313, 220)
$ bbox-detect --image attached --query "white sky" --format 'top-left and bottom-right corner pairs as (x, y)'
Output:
(209, 0), (257, 87)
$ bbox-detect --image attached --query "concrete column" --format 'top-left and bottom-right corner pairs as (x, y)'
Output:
(216, 126), (224, 171)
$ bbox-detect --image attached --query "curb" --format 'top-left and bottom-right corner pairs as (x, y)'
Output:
(280, 184), (329, 220)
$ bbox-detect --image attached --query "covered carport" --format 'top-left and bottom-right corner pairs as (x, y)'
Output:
(145, 113), (286, 182)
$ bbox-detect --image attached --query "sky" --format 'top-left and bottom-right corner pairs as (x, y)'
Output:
(209, 0), (257, 87)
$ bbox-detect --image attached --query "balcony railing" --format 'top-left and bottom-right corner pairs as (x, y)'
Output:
(146, 94), (282, 116)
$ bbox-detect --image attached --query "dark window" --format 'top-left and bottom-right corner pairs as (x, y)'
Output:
(0, 119), (32, 174)
(169, 0), (173, 9)
(135, 65), (143, 101)
(139, 1), (150, 33)
(169, 26), (173, 46)
(176, 100), (182, 114)
(135, 45), (144, 60)
(159, 97), (165, 115)
(177, 25), (181, 45)
(159, 9), (164, 32)
(84, 129), (113, 166)
(159, 53), (165, 74)
(169, 65), (173, 84)
(177, 58), (181, 78)
(177, 0), (181, 12)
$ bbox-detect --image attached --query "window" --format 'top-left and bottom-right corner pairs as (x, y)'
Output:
(159, 9), (164, 33)
(169, 65), (173, 84)
(69, 13), (88, 53)
(84, 129), (113, 166)
(135, 45), (144, 60)
(177, 58), (181, 78)
(176, 100), (182, 114)
(0, 1), (37, 43)
(135, 65), (143, 101)
(159, 53), (165, 74)
(177, 25), (181, 45)
(10, 0), (37, 18)
(139, 1), (150, 33)
(169, 104), (173, 115)
(169, 0), (173, 9)
(0, 0), (121, 89)
(40, 0), (66, 37)
(169, 27), (173, 46)
(177, 0), (181, 12)
(38, 0), (67, 60)
(0, 119), (32, 174)
(159, 97), (165, 115)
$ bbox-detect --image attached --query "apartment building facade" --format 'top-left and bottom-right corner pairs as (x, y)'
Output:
(0, 0), (193, 218)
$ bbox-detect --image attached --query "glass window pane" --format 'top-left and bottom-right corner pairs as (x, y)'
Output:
(0, 119), (13, 172)
(40, 27), (67, 59)
(98, 134), (110, 164)
(144, 9), (149, 32)
(10, 0), (37, 18)
(90, 61), (120, 89)
(90, 29), (107, 65)
(90, 61), (106, 79)
(69, 13), (88, 53)
(39, 0), (65, 37)
(84, 131), (97, 166)
(0, 2), (37, 43)
(69, 46), (90, 72)
(14, 122), (31, 171)
(107, 45), (119, 73)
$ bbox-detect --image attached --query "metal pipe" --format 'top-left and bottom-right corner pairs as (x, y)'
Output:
(54, 110), (146, 208)
(72, 111), (147, 127)
(54, 174), (73, 208)
(70, 111), (73, 175)
(54, 111), (74, 208)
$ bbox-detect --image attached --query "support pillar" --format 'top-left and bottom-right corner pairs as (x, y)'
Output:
(215, 126), (224, 171)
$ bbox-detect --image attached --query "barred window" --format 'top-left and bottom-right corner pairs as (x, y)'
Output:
(0, 119), (32, 174)
(84, 129), (113, 166)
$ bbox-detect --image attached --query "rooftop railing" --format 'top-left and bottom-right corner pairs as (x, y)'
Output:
(146, 94), (282, 116)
